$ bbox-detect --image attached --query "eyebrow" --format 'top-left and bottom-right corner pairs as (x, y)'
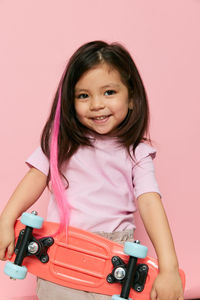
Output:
(75, 83), (120, 93)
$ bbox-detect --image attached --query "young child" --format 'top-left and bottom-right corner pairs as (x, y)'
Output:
(0, 41), (184, 300)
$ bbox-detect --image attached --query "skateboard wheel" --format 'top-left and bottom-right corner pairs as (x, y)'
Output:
(124, 242), (147, 259)
(21, 212), (44, 229)
(111, 295), (132, 300)
(4, 261), (27, 279)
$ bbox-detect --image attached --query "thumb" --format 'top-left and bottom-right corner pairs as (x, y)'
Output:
(151, 287), (157, 300)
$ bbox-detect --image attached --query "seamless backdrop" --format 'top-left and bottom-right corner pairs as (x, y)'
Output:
(0, 1), (200, 299)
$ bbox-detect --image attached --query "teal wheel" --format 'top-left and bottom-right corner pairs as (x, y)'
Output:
(21, 212), (44, 229)
(111, 295), (132, 300)
(4, 261), (27, 279)
(124, 242), (147, 259)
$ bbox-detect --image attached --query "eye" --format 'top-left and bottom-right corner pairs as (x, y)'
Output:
(77, 93), (89, 99)
(104, 90), (116, 96)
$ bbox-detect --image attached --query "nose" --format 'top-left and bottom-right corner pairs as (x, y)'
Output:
(90, 96), (105, 111)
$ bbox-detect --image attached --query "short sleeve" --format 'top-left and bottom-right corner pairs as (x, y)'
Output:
(25, 146), (49, 176)
(132, 143), (161, 199)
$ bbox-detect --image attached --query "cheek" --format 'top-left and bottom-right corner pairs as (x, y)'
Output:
(74, 103), (84, 118)
(112, 101), (129, 117)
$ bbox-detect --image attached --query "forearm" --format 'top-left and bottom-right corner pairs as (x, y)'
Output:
(138, 192), (179, 272)
(0, 167), (47, 226)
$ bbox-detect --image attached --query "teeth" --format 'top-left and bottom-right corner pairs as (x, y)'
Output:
(95, 116), (108, 120)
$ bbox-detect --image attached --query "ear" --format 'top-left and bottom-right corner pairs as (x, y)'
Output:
(128, 99), (134, 110)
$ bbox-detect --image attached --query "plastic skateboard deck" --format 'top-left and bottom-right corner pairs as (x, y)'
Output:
(6, 216), (185, 300)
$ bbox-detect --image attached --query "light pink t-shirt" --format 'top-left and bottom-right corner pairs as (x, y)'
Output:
(26, 137), (160, 232)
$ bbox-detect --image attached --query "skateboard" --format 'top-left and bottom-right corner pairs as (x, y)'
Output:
(4, 212), (185, 300)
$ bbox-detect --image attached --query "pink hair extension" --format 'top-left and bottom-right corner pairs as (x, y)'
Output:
(49, 84), (70, 236)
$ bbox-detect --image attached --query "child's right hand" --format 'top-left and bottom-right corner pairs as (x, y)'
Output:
(0, 218), (15, 261)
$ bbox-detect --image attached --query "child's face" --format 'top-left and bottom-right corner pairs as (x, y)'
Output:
(74, 63), (133, 135)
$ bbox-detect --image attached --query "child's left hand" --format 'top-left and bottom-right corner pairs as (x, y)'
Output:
(150, 270), (184, 300)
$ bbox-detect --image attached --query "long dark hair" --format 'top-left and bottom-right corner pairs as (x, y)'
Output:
(41, 41), (150, 232)
(41, 40), (150, 173)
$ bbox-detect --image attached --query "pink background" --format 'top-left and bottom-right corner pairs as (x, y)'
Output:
(0, 0), (199, 299)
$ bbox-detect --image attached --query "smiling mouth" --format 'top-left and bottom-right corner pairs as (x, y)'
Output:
(91, 115), (111, 123)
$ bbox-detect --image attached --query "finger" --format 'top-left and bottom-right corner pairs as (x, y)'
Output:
(7, 242), (15, 259)
(0, 248), (6, 261)
(151, 287), (157, 300)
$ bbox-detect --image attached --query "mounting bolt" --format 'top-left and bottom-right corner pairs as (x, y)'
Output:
(46, 237), (54, 246)
(28, 242), (39, 254)
(31, 211), (38, 215)
(41, 255), (49, 263)
(140, 265), (148, 272)
(107, 274), (115, 283)
(134, 240), (140, 244)
(114, 267), (126, 280)
(112, 256), (118, 263)
(135, 284), (142, 292)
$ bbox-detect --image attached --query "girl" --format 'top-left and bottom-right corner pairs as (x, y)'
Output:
(0, 41), (184, 300)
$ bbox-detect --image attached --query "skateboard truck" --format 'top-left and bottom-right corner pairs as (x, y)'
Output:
(14, 211), (54, 265)
(15, 230), (54, 264)
(107, 241), (148, 299)
(4, 211), (54, 280)
(107, 256), (127, 283)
